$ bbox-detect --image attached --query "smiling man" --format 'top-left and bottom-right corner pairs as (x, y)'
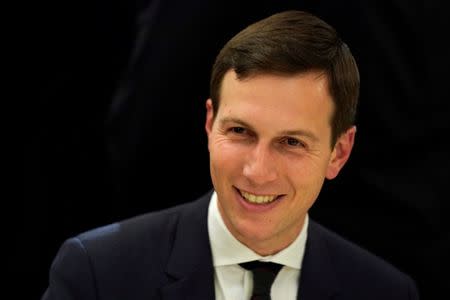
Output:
(42, 10), (420, 300)
(206, 70), (348, 257)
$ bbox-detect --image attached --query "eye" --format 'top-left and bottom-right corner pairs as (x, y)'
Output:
(281, 137), (306, 148)
(230, 127), (246, 134)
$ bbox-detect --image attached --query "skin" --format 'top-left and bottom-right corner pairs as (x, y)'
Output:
(205, 70), (355, 256)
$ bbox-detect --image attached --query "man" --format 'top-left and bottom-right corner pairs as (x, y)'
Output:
(42, 10), (419, 300)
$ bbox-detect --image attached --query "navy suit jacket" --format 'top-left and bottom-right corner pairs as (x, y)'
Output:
(42, 192), (419, 299)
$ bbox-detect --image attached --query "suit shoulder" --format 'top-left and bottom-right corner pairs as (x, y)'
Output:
(45, 194), (211, 299)
(310, 221), (418, 295)
(76, 200), (194, 248)
(73, 193), (211, 256)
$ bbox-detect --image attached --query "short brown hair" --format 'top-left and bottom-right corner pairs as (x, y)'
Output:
(210, 10), (359, 146)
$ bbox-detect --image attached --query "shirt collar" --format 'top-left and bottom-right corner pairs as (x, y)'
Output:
(207, 191), (308, 269)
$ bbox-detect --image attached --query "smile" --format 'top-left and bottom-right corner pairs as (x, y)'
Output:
(238, 189), (280, 204)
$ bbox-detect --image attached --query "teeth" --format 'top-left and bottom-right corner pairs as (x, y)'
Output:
(240, 191), (278, 204)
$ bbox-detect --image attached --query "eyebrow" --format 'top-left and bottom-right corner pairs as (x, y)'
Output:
(219, 117), (319, 142)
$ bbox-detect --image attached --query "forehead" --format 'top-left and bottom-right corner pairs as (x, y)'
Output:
(219, 70), (332, 117)
(220, 69), (330, 99)
(216, 70), (334, 140)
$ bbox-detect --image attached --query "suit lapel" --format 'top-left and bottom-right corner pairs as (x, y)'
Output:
(160, 192), (215, 300)
(297, 220), (340, 300)
(159, 195), (340, 300)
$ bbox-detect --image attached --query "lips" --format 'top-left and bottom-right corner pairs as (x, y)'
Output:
(235, 187), (283, 205)
(240, 191), (277, 204)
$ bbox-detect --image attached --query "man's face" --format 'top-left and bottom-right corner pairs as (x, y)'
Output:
(205, 70), (354, 255)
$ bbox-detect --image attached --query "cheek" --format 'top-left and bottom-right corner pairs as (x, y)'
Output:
(211, 138), (247, 166)
(210, 142), (245, 182)
(285, 158), (328, 197)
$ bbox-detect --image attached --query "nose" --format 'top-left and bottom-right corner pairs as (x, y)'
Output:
(242, 144), (278, 185)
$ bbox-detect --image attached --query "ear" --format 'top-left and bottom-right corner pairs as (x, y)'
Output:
(205, 98), (214, 137)
(326, 126), (356, 179)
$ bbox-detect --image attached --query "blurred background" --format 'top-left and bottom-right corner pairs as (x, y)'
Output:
(23, 1), (448, 299)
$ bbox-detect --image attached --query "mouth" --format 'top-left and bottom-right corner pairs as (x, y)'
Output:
(234, 187), (284, 205)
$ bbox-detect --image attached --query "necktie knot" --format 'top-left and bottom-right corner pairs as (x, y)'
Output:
(239, 261), (283, 300)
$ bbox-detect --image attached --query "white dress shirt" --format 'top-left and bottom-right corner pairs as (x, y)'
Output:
(207, 192), (308, 300)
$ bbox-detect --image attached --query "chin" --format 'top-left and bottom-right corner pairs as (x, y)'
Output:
(234, 219), (277, 245)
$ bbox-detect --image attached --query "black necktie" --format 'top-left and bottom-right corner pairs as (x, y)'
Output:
(239, 261), (283, 300)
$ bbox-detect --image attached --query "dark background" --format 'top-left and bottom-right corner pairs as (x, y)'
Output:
(23, 1), (448, 299)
